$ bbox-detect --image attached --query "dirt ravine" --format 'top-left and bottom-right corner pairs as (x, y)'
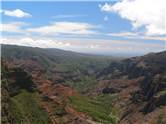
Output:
(31, 71), (97, 124)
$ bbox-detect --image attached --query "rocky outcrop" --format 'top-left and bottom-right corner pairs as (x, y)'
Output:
(102, 87), (120, 94)
(97, 51), (166, 124)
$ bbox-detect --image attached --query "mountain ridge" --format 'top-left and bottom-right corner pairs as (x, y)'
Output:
(1, 44), (166, 124)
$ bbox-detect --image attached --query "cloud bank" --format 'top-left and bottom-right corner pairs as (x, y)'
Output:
(99, 0), (166, 35)
(1, 37), (165, 56)
(27, 22), (98, 35)
(0, 22), (27, 33)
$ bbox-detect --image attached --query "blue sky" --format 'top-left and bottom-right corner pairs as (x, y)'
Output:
(2, 2), (131, 34)
(1, 1), (165, 56)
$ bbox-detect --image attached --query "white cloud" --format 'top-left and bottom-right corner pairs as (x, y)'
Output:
(0, 37), (71, 49)
(108, 32), (138, 37)
(141, 36), (166, 41)
(0, 21), (99, 36)
(3, 9), (31, 18)
(0, 22), (27, 33)
(88, 44), (100, 49)
(108, 32), (166, 41)
(99, 0), (166, 35)
(27, 21), (99, 35)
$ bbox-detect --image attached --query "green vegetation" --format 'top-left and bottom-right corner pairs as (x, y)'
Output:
(66, 76), (98, 92)
(1, 61), (51, 124)
(10, 90), (51, 124)
(52, 104), (67, 116)
(155, 90), (166, 98)
(2, 44), (117, 92)
(69, 94), (119, 124)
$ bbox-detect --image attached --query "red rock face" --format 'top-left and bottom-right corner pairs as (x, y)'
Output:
(34, 78), (94, 124)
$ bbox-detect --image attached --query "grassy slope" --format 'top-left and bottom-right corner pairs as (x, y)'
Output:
(1, 61), (51, 124)
(69, 94), (119, 124)
(10, 90), (51, 124)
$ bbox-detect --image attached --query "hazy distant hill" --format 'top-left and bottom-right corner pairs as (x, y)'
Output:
(1, 44), (117, 62)
(1, 44), (117, 92)
(98, 51), (166, 79)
